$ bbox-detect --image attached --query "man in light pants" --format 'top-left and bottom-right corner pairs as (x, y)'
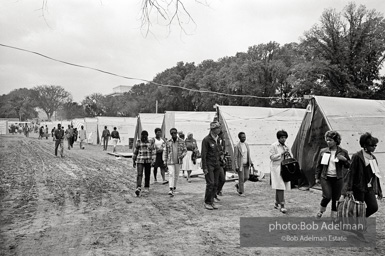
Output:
(163, 128), (187, 197)
(79, 125), (87, 149)
(110, 127), (121, 153)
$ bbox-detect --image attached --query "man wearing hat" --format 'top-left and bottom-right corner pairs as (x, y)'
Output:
(201, 121), (223, 210)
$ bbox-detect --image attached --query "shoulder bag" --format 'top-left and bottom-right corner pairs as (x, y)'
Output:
(280, 152), (301, 182)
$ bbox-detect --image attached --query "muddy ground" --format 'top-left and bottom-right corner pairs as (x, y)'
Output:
(0, 134), (384, 256)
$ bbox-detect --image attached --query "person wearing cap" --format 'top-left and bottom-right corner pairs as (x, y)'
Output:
(234, 132), (254, 197)
(201, 121), (223, 210)
(163, 128), (187, 196)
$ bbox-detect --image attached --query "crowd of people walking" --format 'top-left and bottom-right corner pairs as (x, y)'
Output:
(132, 120), (382, 221)
(24, 119), (383, 219)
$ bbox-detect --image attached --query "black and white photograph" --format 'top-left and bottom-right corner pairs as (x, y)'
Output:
(1, 0), (385, 255)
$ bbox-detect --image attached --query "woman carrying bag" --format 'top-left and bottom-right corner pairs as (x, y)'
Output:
(269, 130), (291, 213)
(315, 131), (350, 220)
(346, 132), (382, 217)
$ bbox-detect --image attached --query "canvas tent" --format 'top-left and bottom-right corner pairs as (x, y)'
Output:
(97, 116), (136, 146)
(161, 111), (216, 151)
(217, 105), (306, 173)
(292, 95), (385, 187)
(84, 118), (99, 144)
(133, 113), (164, 151)
(161, 111), (216, 177)
(0, 120), (8, 135)
(40, 121), (55, 132)
(71, 118), (85, 130)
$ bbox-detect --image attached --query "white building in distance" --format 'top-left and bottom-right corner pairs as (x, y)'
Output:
(109, 85), (133, 97)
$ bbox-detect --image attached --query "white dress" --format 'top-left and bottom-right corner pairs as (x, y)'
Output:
(182, 151), (198, 171)
(269, 141), (291, 190)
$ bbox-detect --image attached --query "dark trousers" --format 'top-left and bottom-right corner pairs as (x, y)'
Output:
(137, 163), (151, 188)
(103, 137), (109, 150)
(276, 190), (285, 205)
(354, 188), (378, 217)
(217, 167), (226, 194)
(153, 153), (165, 180)
(204, 164), (220, 204)
(67, 138), (72, 149)
(55, 139), (64, 156)
(320, 176), (343, 211)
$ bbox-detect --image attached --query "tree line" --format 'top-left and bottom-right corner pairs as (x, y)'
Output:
(1, 3), (384, 121)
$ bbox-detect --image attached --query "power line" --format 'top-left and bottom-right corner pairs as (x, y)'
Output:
(0, 43), (302, 100)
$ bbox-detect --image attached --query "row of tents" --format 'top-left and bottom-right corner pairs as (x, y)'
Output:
(1, 95), (384, 187)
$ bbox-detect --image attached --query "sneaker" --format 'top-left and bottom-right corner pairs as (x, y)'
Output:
(214, 196), (221, 202)
(316, 211), (323, 219)
(162, 180), (169, 185)
(274, 203), (280, 209)
(280, 208), (287, 214)
(211, 203), (218, 210)
(205, 204), (214, 210)
(235, 184), (239, 193)
(135, 188), (141, 197)
(238, 193), (245, 197)
(168, 190), (174, 197)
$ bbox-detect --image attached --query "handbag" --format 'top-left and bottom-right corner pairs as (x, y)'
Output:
(249, 166), (261, 182)
(280, 152), (301, 182)
(337, 194), (366, 230)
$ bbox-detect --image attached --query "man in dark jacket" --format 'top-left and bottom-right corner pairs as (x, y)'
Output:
(54, 123), (65, 157)
(101, 126), (110, 151)
(111, 127), (121, 153)
(201, 121), (222, 210)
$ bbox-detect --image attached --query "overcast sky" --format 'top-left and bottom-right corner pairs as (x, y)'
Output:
(1, 0), (384, 103)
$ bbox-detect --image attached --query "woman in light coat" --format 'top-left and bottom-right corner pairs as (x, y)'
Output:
(269, 130), (291, 213)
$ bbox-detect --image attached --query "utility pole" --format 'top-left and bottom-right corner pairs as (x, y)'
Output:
(155, 100), (158, 114)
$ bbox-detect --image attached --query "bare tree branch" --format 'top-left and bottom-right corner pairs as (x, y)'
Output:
(140, 0), (210, 37)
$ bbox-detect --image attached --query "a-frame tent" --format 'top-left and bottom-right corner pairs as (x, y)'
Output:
(292, 96), (385, 187)
(71, 118), (85, 130)
(217, 105), (306, 173)
(161, 111), (216, 151)
(133, 113), (164, 152)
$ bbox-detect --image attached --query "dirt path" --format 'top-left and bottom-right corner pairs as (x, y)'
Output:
(1, 134), (384, 256)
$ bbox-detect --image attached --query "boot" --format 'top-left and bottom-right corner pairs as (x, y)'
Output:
(316, 206), (326, 219)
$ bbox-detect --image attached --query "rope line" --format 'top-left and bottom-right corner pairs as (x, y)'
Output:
(0, 43), (303, 100)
